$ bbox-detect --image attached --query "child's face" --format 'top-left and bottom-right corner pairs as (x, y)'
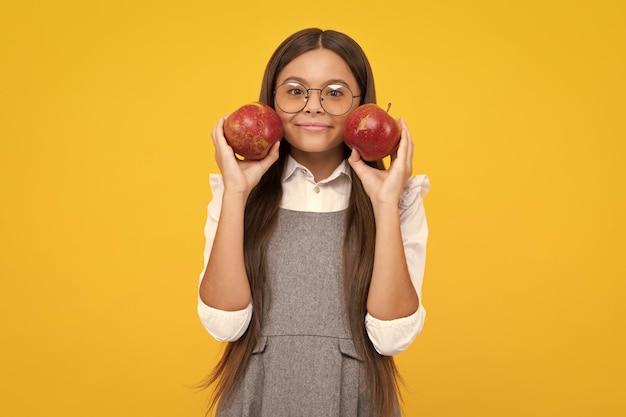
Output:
(274, 48), (361, 159)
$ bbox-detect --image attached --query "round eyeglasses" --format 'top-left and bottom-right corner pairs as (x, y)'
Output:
(274, 82), (361, 116)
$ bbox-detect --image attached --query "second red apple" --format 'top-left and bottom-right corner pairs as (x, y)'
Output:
(223, 102), (283, 160)
(344, 103), (401, 161)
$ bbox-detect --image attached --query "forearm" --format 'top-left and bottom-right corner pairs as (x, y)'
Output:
(199, 191), (251, 311)
(366, 203), (419, 320)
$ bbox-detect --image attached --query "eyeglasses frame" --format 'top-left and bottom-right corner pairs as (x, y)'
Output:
(273, 81), (362, 116)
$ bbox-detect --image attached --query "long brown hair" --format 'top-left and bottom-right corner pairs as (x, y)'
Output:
(201, 28), (401, 417)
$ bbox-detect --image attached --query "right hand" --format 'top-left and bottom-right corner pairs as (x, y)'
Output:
(211, 115), (281, 196)
(348, 117), (413, 208)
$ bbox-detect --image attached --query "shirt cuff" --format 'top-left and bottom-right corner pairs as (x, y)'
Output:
(365, 304), (426, 356)
(399, 174), (430, 210)
(197, 299), (253, 342)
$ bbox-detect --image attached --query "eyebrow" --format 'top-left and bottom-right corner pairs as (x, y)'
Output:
(280, 76), (351, 87)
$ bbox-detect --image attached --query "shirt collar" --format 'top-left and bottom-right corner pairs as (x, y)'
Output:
(282, 154), (351, 184)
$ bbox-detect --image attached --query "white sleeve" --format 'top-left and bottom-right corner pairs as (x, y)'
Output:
(197, 174), (253, 342)
(197, 299), (253, 342)
(365, 174), (430, 356)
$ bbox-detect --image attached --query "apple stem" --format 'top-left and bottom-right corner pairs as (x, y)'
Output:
(386, 102), (392, 113)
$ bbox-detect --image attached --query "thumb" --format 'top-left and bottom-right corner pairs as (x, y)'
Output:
(347, 147), (367, 176)
(258, 140), (281, 170)
(348, 147), (361, 165)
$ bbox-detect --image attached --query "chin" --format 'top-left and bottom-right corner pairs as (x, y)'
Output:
(291, 142), (345, 157)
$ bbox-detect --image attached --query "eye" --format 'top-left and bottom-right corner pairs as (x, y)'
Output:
(285, 83), (306, 96)
(324, 84), (347, 97)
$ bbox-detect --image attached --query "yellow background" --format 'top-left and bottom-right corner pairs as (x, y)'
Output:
(1, 0), (624, 416)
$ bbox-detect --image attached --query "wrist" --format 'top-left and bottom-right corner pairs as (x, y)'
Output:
(371, 200), (401, 219)
(222, 188), (250, 205)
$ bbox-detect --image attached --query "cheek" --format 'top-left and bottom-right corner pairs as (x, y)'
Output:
(276, 109), (291, 126)
(335, 115), (351, 133)
(277, 112), (294, 139)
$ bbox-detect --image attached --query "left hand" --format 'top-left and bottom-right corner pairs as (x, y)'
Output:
(347, 118), (414, 206)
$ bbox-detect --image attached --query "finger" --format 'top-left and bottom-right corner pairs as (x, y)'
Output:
(214, 116), (235, 155)
(211, 120), (223, 161)
(399, 118), (414, 169)
(389, 133), (399, 162)
(388, 118), (407, 163)
(211, 119), (223, 158)
(258, 140), (281, 171)
(211, 119), (219, 145)
(212, 117), (226, 144)
(347, 147), (362, 164)
(347, 147), (369, 178)
(390, 121), (407, 161)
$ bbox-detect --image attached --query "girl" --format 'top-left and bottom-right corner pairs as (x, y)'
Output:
(197, 28), (429, 417)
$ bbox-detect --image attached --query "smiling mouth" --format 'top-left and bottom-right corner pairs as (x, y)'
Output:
(298, 123), (331, 132)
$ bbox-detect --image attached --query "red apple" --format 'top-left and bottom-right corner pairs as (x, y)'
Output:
(344, 103), (401, 161)
(223, 102), (283, 160)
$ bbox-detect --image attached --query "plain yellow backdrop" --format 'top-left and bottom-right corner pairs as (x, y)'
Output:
(1, 0), (624, 416)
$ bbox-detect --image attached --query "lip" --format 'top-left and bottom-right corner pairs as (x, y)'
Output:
(297, 122), (331, 132)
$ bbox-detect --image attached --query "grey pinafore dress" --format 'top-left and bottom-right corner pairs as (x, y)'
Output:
(216, 209), (400, 416)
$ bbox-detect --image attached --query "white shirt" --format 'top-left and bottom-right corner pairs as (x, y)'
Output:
(198, 156), (430, 356)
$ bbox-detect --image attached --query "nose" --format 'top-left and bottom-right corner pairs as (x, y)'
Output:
(303, 89), (324, 114)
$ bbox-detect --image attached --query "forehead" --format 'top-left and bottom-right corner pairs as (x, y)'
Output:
(276, 48), (358, 89)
